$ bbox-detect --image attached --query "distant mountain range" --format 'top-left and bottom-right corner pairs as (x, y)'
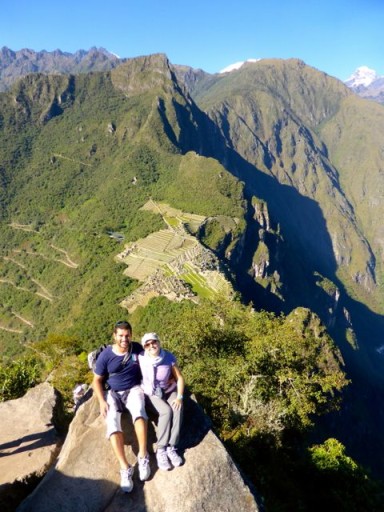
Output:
(0, 47), (383, 104)
(0, 46), (122, 92)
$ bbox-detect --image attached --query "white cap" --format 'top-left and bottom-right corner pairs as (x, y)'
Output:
(141, 332), (160, 347)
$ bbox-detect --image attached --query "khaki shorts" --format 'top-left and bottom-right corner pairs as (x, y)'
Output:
(105, 385), (147, 438)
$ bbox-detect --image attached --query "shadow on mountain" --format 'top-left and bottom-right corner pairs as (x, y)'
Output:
(229, 146), (384, 477)
(174, 103), (384, 477)
(314, 291), (384, 477)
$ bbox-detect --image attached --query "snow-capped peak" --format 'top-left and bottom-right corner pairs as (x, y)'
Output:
(220, 59), (260, 74)
(345, 66), (378, 88)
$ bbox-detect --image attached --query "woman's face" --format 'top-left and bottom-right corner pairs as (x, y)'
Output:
(144, 339), (161, 357)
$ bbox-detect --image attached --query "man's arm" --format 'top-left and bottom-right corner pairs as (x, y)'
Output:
(92, 373), (109, 417)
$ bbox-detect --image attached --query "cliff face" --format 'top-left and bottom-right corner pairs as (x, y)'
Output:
(191, 60), (377, 298)
(173, 58), (384, 375)
(0, 383), (63, 512)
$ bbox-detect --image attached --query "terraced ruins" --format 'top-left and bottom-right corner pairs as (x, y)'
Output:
(117, 200), (232, 312)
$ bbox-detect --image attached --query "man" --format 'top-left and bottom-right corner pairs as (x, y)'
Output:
(92, 321), (150, 493)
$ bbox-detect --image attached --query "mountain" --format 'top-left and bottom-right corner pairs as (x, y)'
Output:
(218, 61), (384, 106)
(2, 46), (384, 106)
(345, 66), (378, 88)
(183, 60), (384, 445)
(344, 66), (384, 104)
(219, 59), (260, 73)
(0, 46), (123, 92)
(1, 52), (384, 492)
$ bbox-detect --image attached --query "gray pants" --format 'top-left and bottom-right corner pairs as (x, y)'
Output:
(147, 390), (183, 449)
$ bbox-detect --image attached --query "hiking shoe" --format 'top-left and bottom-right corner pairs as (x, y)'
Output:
(120, 467), (134, 493)
(138, 454), (151, 481)
(167, 446), (183, 467)
(156, 447), (171, 471)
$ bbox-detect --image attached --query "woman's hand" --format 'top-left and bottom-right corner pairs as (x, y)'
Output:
(171, 397), (183, 410)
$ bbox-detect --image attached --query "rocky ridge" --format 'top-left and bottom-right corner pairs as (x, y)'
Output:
(0, 383), (63, 512)
(1, 383), (261, 512)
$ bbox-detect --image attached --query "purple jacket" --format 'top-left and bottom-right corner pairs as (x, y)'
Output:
(138, 349), (177, 396)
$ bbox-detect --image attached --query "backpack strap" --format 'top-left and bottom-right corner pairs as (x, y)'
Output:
(109, 344), (133, 377)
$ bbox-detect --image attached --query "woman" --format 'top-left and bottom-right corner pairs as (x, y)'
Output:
(139, 332), (185, 470)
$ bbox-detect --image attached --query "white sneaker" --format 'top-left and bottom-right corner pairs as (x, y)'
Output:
(138, 454), (151, 481)
(120, 467), (134, 493)
(156, 448), (171, 471)
(167, 446), (183, 467)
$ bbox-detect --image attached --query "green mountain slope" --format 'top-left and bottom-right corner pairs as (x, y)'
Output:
(193, 59), (378, 296)
(1, 53), (384, 481)
(182, 58), (384, 475)
(188, 57), (384, 349)
(0, 55), (245, 352)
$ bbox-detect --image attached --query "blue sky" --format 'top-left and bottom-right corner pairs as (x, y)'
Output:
(2, 0), (383, 81)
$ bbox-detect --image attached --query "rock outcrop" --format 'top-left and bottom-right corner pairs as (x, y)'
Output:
(0, 383), (64, 512)
(17, 391), (261, 512)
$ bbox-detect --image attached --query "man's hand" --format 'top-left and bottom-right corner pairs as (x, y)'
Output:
(99, 399), (109, 418)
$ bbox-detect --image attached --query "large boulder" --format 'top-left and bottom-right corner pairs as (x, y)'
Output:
(17, 391), (261, 511)
(0, 383), (63, 512)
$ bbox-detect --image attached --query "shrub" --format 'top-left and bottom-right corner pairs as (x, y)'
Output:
(0, 356), (42, 401)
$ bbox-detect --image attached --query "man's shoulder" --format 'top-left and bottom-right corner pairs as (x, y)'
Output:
(97, 344), (113, 360)
(131, 341), (143, 354)
(94, 344), (113, 375)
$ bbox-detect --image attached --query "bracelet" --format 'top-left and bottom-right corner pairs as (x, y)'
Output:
(177, 394), (184, 400)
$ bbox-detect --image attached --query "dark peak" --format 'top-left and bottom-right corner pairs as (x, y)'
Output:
(208, 57), (351, 127)
(1, 46), (16, 56)
(9, 72), (75, 126)
(172, 64), (212, 95)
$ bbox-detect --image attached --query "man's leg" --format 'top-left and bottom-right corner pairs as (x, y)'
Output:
(127, 386), (149, 458)
(110, 431), (130, 469)
(127, 386), (151, 481)
(134, 417), (148, 458)
(110, 432), (134, 493)
(106, 391), (134, 492)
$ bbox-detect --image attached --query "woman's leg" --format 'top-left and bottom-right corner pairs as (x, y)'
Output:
(148, 394), (172, 448)
(166, 390), (183, 447)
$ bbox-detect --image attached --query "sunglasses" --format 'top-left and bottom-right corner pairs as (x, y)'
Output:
(144, 340), (158, 348)
(115, 320), (130, 328)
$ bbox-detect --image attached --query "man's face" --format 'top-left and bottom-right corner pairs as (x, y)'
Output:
(113, 328), (131, 351)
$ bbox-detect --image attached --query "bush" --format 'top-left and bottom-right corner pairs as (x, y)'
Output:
(0, 356), (42, 401)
